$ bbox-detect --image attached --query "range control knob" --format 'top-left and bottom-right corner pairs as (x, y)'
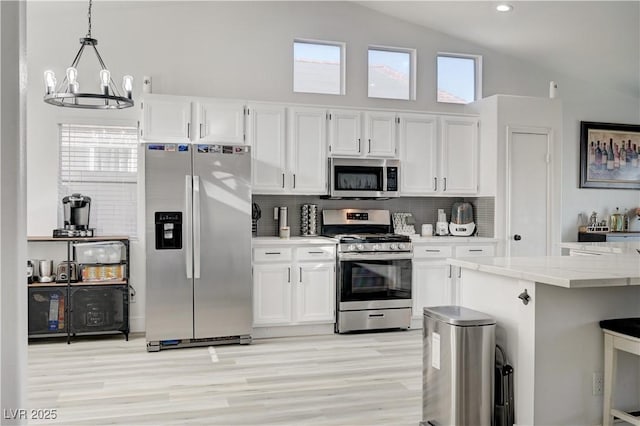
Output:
(389, 243), (398, 250)
(356, 244), (365, 251)
(347, 244), (356, 252)
(372, 244), (381, 251)
(397, 243), (406, 251)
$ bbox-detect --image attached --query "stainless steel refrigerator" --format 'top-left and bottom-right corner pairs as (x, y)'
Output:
(144, 143), (252, 352)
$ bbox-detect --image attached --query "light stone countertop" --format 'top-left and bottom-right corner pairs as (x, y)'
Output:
(448, 255), (640, 288)
(252, 236), (337, 246)
(559, 241), (640, 255)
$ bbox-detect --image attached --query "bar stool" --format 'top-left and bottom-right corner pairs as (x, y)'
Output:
(600, 318), (640, 426)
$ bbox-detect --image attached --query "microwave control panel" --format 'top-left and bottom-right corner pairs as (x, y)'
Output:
(386, 167), (398, 191)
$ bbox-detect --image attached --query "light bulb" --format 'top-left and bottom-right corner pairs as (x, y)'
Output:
(122, 75), (133, 99)
(99, 69), (111, 86)
(99, 69), (111, 96)
(66, 67), (78, 93)
(44, 70), (56, 95)
(66, 67), (78, 84)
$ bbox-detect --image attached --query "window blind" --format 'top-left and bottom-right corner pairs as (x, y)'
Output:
(58, 124), (138, 239)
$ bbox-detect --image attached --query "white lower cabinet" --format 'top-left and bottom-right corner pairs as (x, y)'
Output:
(253, 263), (292, 325)
(253, 244), (335, 328)
(412, 241), (496, 326)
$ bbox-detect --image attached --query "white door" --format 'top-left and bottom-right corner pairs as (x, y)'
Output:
(399, 113), (438, 195)
(296, 262), (335, 323)
(440, 116), (478, 194)
(364, 111), (397, 157)
(507, 129), (551, 256)
(328, 109), (361, 156)
(247, 103), (287, 193)
(253, 263), (292, 326)
(412, 260), (452, 320)
(195, 99), (245, 144)
(141, 97), (191, 143)
(288, 107), (327, 194)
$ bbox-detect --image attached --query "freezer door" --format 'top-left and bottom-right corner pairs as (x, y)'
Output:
(192, 145), (252, 338)
(145, 145), (194, 342)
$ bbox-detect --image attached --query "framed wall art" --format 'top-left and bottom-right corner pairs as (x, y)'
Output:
(579, 121), (640, 189)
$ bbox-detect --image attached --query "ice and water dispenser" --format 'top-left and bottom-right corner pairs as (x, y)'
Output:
(155, 212), (182, 250)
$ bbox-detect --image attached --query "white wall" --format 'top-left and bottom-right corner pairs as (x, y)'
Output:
(1, 1), (27, 423)
(26, 2), (640, 330)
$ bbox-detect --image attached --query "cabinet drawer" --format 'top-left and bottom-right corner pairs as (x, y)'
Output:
(296, 246), (336, 261)
(413, 245), (453, 259)
(253, 247), (293, 262)
(455, 245), (495, 257)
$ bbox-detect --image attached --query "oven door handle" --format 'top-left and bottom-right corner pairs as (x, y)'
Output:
(338, 252), (412, 261)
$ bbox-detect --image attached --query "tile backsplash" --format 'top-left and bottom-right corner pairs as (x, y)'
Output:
(253, 195), (495, 238)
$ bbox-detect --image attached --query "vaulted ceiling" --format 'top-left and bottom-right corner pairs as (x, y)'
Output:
(357, 1), (640, 97)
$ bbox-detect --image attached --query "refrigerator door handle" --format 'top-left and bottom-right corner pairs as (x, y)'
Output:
(185, 175), (193, 279)
(193, 175), (201, 279)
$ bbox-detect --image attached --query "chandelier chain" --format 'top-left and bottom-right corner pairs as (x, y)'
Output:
(87, 0), (92, 38)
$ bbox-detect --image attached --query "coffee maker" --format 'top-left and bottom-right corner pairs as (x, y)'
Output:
(53, 193), (95, 237)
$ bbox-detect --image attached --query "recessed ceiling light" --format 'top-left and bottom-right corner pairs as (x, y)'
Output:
(496, 4), (513, 12)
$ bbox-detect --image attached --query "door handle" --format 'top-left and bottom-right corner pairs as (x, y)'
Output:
(293, 174), (296, 189)
(358, 138), (361, 153)
(193, 175), (201, 279)
(513, 234), (522, 241)
(299, 267), (302, 283)
(282, 173), (285, 188)
(434, 177), (437, 191)
(199, 123), (203, 139)
(369, 313), (384, 318)
(287, 267), (291, 283)
(185, 175), (193, 279)
(187, 123), (191, 139)
(443, 177), (447, 191)
(368, 139), (371, 153)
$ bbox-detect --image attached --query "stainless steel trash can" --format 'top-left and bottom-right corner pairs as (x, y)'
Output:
(422, 306), (496, 426)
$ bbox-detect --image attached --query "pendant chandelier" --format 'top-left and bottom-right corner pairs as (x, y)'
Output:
(43, 0), (133, 109)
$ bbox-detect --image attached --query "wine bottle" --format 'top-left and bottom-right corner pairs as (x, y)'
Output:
(595, 141), (603, 168)
(633, 143), (639, 167)
(614, 142), (620, 169)
(620, 142), (626, 167)
(626, 140), (634, 166)
(607, 139), (614, 170)
(602, 142), (609, 169)
(614, 144), (627, 169)
(589, 141), (596, 165)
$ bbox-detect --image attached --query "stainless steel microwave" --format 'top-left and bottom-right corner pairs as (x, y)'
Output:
(328, 158), (400, 198)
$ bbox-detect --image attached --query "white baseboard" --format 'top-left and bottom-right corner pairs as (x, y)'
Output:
(130, 316), (145, 333)
(252, 323), (335, 339)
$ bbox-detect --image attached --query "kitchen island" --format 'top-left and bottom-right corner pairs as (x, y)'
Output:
(447, 255), (640, 426)
(560, 241), (640, 255)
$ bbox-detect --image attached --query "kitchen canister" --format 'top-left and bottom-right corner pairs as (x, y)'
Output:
(301, 204), (318, 236)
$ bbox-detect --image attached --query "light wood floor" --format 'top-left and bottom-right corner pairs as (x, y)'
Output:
(28, 330), (423, 425)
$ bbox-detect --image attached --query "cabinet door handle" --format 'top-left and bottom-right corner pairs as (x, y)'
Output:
(425, 249), (441, 253)
(293, 174), (296, 189)
(369, 313), (384, 318)
(434, 177), (437, 191)
(443, 177), (447, 191)
(282, 173), (285, 188)
(469, 249), (483, 252)
(187, 123), (191, 139)
(358, 138), (361, 153)
(307, 251), (324, 254)
(299, 267), (302, 283)
(368, 139), (371, 153)
(448, 265), (452, 278)
(458, 267), (461, 278)
(265, 251), (281, 255)
(199, 123), (203, 139)
(288, 267), (291, 283)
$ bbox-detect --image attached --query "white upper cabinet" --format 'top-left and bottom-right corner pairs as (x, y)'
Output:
(247, 103), (287, 193)
(364, 111), (397, 158)
(194, 99), (245, 144)
(140, 95), (192, 143)
(288, 107), (328, 194)
(399, 113), (439, 195)
(440, 116), (479, 194)
(399, 113), (479, 196)
(140, 94), (247, 145)
(328, 109), (362, 157)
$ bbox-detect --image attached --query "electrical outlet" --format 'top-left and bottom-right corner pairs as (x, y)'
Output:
(592, 372), (603, 396)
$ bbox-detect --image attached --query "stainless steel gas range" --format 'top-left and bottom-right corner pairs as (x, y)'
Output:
(322, 209), (412, 333)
